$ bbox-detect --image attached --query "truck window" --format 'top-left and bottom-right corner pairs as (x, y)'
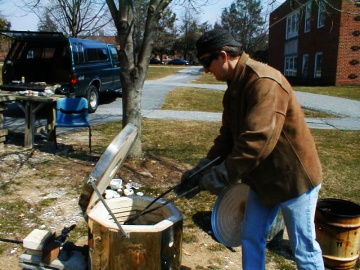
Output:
(86, 48), (109, 62)
(72, 43), (85, 64)
(27, 50), (34, 59)
(7, 41), (25, 60)
(26, 47), (56, 59)
(110, 46), (119, 64)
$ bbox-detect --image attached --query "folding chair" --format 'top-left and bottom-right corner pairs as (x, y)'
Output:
(54, 97), (92, 152)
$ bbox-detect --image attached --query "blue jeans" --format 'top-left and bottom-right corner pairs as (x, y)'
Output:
(241, 185), (324, 270)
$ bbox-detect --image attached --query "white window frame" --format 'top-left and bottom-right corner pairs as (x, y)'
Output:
(314, 52), (323, 78)
(286, 11), (300, 39)
(304, 2), (312, 33)
(302, 54), (309, 77)
(317, 0), (326, 28)
(284, 56), (298, 77)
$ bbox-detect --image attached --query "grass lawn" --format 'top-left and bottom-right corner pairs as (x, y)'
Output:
(146, 65), (187, 80)
(95, 119), (360, 206)
(294, 85), (360, 101)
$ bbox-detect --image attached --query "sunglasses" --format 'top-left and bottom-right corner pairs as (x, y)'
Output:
(199, 53), (220, 68)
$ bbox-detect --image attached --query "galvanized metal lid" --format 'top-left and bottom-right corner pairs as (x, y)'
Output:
(78, 123), (138, 212)
(211, 183), (249, 247)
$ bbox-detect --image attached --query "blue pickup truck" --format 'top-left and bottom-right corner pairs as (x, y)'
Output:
(0, 31), (122, 112)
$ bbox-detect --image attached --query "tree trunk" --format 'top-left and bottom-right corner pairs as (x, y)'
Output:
(121, 73), (144, 157)
(107, 0), (172, 157)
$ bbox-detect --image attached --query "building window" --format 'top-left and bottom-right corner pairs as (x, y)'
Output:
(317, 0), (326, 28)
(285, 57), (298, 76)
(302, 54), (309, 77)
(314, 52), (323, 78)
(304, 2), (311, 33)
(286, 11), (300, 39)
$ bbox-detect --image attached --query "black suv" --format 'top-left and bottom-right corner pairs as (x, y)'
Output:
(0, 31), (122, 112)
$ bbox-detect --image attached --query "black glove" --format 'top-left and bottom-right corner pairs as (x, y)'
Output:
(174, 158), (212, 198)
(199, 162), (228, 195)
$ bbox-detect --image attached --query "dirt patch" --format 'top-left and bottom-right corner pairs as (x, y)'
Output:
(0, 132), (298, 270)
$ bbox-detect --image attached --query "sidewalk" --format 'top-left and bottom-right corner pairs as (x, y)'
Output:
(139, 80), (360, 131)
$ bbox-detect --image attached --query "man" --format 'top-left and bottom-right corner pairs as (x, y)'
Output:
(176, 29), (324, 270)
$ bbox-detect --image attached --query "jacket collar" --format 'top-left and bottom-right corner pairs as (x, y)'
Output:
(227, 53), (250, 94)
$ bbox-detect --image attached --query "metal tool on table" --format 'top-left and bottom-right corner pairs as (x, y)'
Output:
(124, 156), (221, 225)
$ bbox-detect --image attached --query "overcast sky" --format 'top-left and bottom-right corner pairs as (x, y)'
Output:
(1, 0), (286, 32)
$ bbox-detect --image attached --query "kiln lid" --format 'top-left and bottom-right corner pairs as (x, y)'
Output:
(78, 123), (138, 213)
(211, 183), (249, 247)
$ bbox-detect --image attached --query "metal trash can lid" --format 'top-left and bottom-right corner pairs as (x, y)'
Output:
(78, 123), (138, 212)
(211, 183), (249, 247)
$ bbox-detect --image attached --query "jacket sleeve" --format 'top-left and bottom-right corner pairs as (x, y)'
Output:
(223, 78), (289, 183)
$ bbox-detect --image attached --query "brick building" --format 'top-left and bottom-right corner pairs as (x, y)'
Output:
(268, 0), (360, 86)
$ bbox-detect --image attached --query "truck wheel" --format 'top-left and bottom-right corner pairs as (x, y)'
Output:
(87, 85), (99, 113)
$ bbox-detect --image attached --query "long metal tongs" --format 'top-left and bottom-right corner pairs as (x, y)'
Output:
(124, 156), (220, 225)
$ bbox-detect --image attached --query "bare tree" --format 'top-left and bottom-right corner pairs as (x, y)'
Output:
(106, 0), (173, 157)
(22, 0), (113, 37)
(174, 10), (210, 62)
(37, 13), (58, 32)
(106, 0), (222, 157)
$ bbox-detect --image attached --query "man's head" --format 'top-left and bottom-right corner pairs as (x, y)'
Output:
(196, 29), (242, 59)
(196, 29), (243, 81)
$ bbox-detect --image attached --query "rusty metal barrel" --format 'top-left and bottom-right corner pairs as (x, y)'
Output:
(315, 198), (360, 269)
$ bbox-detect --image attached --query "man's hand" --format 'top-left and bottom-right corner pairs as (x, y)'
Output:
(199, 162), (228, 195)
(174, 158), (212, 198)
(175, 159), (229, 198)
(174, 174), (202, 199)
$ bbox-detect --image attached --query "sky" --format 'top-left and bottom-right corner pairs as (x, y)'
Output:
(1, 0), (286, 32)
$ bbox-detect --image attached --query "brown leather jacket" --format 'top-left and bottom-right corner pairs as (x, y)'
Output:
(206, 53), (323, 206)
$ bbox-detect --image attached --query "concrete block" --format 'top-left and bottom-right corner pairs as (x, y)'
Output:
(25, 249), (43, 256)
(23, 229), (52, 251)
(19, 250), (87, 270)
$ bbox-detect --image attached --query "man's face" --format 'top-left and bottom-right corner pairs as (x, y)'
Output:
(199, 51), (228, 82)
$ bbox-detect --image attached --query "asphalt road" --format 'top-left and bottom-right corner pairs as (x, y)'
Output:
(3, 66), (360, 137)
